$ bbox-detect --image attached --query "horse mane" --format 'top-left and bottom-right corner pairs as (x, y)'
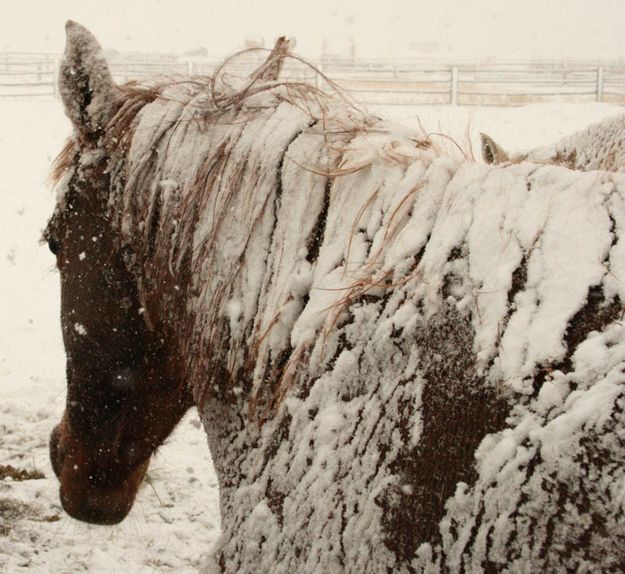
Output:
(50, 50), (461, 420)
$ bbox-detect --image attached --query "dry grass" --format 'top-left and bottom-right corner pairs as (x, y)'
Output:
(0, 465), (44, 481)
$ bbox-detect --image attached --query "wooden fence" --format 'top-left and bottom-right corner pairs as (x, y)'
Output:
(2, 52), (625, 106)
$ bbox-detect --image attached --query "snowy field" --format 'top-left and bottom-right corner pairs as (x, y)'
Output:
(0, 96), (623, 572)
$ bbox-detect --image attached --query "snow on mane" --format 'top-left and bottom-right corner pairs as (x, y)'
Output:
(116, 82), (625, 404)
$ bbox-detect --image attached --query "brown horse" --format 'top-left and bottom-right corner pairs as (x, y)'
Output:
(48, 21), (625, 572)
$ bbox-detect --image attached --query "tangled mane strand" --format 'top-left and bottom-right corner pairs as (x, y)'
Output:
(203, 45), (368, 119)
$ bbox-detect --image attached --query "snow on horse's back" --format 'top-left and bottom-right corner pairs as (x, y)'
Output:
(47, 21), (625, 572)
(481, 112), (625, 171)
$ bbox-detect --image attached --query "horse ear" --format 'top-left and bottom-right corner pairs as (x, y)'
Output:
(60, 21), (120, 142)
(480, 133), (509, 165)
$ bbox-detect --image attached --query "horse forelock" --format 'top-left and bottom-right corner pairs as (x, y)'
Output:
(49, 138), (78, 186)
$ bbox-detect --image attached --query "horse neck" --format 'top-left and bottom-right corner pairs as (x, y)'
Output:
(117, 94), (322, 414)
(119, 90), (448, 456)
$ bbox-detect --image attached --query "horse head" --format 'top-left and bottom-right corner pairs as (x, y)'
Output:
(46, 21), (192, 525)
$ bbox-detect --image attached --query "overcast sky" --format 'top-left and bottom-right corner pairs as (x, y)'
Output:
(2, 0), (625, 61)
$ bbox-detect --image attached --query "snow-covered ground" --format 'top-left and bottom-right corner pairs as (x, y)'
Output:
(0, 96), (622, 572)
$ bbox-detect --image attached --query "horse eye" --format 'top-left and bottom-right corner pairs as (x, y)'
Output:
(48, 238), (60, 255)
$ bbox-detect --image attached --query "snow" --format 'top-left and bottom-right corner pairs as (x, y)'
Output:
(74, 322), (87, 336)
(2, 94), (625, 571)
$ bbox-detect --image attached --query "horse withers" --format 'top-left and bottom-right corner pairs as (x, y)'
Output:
(47, 21), (625, 572)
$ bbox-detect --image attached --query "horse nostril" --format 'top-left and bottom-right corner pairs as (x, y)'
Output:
(49, 425), (65, 479)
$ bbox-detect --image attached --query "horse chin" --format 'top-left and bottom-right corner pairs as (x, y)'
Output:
(50, 423), (150, 525)
(58, 457), (149, 525)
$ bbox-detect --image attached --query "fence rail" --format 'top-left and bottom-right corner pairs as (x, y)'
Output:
(1, 52), (625, 106)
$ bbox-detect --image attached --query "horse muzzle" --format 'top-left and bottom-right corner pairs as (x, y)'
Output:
(49, 422), (149, 525)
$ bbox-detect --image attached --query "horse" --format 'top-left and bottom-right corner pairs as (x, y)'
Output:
(47, 21), (625, 572)
(481, 112), (625, 171)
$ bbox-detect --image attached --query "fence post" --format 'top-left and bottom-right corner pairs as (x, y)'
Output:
(187, 60), (194, 76)
(450, 66), (458, 105)
(596, 66), (604, 102)
(315, 61), (323, 90)
(52, 56), (61, 98)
